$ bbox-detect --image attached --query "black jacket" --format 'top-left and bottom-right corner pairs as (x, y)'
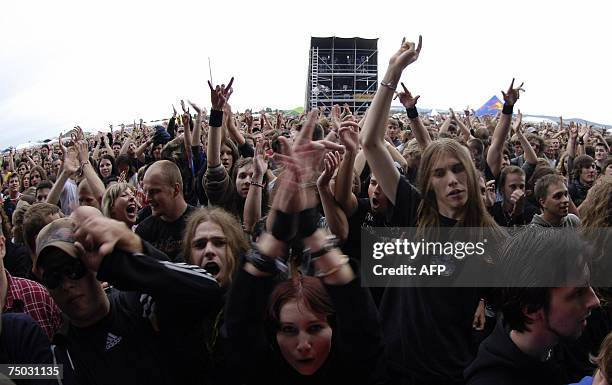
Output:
(568, 180), (590, 207)
(464, 318), (566, 385)
(0, 313), (61, 385)
(52, 242), (221, 385)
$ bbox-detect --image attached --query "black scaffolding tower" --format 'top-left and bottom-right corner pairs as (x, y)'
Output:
(306, 37), (378, 114)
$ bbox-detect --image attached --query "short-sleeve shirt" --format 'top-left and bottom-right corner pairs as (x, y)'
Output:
(135, 205), (196, 262)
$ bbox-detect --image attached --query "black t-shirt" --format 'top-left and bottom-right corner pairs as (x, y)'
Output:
(344, 176), (421, 260)
(568, 180), (590, 207)
(484, 162), (497, 183)
(489, 200), (539, 227)
(135, 205), (196, 262)
(128, 156), (144, 172)
(365, 178), (484, 384)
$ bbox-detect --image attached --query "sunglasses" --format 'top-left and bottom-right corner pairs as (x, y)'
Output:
(41, 259), (87, 290)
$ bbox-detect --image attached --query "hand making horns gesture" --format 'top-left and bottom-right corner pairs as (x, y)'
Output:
(388, 35), (423, 72)
(501, 78), (525, 106)
(208, 77), (234, 110)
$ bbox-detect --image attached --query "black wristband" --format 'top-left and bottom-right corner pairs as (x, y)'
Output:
(245, 246), (287, 275)
(502, 104), (514, 115)
(297, 208), (319, 239)
(271, 210), (295, 242)
(209, 109), (223, 127)
(406, 107), (419, 119)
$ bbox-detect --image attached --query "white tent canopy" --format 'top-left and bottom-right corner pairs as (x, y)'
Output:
(522, 116), (558, 125)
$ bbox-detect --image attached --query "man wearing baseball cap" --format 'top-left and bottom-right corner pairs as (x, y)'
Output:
(35, 207), (221, 385)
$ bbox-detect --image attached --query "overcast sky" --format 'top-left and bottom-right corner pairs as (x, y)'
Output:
(1, 0), (609, 147)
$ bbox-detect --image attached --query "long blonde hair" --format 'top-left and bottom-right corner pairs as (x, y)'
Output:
(182, 207), (249, 287)
(417, 139), (499, 229)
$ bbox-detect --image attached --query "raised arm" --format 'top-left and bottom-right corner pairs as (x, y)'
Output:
(360, 36), (422, 205)
(452, 109), (472, 142)
(593, 129), (610, 152)
(243, 142), (267, 233)
(25, 154), (37, 168)
(385, 140), (408, 168)
(335, 122), (360, 215)
(577, 124), (590, 156)
(7, 149), (15, 172)
(181, 109), (193, 166)
(438, 114), (452, 134)
(91, 133), (102, 161)
(224, 103), (246, 146)
(119, 136), (132, 157)
(354, 149), (366, 176)
(486, 79), (524, 177)
(47, 148), (79, 206)
(514, 111), (537, 165)
(188, 100), (205, 147)
(396, 83), (431, 150)
(206, 79), (234, 167)
(135, 133), (152, 162)
(71, 208), (220, 311)
(76, 140), (105, 204)
(565, 124), (578, 158)
(317, 151), (349, 242)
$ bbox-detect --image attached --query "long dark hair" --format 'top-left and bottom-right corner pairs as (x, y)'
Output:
(97, 154), (117, 180)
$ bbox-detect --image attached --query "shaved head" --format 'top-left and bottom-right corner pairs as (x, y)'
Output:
(144, 160), (183, 191)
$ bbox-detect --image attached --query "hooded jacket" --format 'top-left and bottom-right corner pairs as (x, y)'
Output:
(464, 318), (566, 385)
(530, 213), (581, 228)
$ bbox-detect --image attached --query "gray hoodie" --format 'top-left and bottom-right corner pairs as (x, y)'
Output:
(530, 213), (581, 228)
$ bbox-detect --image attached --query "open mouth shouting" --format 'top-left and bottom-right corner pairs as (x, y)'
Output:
(126, 202), (138, 220)
(204, 261), (221, 277)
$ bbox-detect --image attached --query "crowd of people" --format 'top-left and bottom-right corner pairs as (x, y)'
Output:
(1, 36), (612, 385)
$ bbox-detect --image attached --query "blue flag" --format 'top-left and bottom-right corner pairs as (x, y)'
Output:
(475, 95), (503, 117)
